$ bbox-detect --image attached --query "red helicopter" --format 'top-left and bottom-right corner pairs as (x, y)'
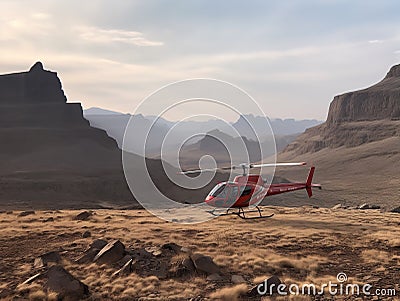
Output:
(181, 162), (321, 219)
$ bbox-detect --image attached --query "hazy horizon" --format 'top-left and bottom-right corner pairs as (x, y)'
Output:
(83, 106), (323, 123)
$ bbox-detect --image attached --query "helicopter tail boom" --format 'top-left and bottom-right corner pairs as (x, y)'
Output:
(267, 166), (321, 198)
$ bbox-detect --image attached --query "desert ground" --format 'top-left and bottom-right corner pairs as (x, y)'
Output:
(0, 206), (399, 301)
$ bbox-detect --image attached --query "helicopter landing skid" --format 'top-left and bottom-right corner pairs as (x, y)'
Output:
(207, 206), (274, 220)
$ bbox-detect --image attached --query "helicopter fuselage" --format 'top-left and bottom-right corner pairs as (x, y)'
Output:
(205, 167), (320, 208)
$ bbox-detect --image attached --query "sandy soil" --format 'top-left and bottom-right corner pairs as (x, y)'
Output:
(0, 207), (399, 300)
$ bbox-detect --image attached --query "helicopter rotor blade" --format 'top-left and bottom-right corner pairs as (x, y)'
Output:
(178, 168), (219, 175)
(250, 162), (306, 168)
(179, 162), (306, 174)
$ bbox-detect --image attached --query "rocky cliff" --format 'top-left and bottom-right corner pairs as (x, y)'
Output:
(0, 62), (136, 208)
(326, 64), (400, 124)
(283, 64), (400, 155)
(275, 64), (400, 208)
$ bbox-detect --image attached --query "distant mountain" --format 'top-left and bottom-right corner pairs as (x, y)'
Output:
(174, 129), (264, 168)
(84, 107), (125, 115)
(158, 129), (298, 169)
(232, 114), (321, 139)
(83, 109), (320, 158)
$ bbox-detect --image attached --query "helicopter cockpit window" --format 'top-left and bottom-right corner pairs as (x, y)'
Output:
(240, 185), (253, 197)
(210, 184), (228, 198)
(231, 186), (239, 199)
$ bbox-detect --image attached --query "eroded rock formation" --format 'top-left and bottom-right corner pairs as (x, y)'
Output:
(0, 62), (133, 207)
(283, 64), (400, 155)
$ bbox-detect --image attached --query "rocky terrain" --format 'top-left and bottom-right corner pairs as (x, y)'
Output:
(0, 207), (399, 300)
(273, 64), (400, 208)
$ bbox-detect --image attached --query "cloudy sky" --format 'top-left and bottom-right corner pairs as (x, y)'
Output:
(1, 0), (399, 120)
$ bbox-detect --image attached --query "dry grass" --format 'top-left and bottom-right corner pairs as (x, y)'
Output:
(0, 207), (399, 300)
(209, 284), (248, 300)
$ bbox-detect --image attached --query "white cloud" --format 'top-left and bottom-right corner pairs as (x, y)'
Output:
(75, 26), (163, 47)
(368, 39), (384, 44)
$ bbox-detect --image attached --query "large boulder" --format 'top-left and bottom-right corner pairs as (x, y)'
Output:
(46, 265), (89, 301)
(93, 240), (125, 264)
(76, 239), (108, 264)
(190, 253), (220, 275)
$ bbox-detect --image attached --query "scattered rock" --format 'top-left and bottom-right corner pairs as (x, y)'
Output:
(152, 249), (163, 257)
(34, 251), (61, 268)
(161, 242), (182, 253)
(190, 253), (220, 275)
(93, 239), (125, 264)
(43, 217), (54, 223)
(76, 248), (100, 264)
(171, 256), (196, 277)
(180, 247), (191, 253)
(207, 273), (222, 281)
(118, 255), (133, 267)
(231, 275), (246, 284)
(90, 239), (108, 250)
(358, 203), (381, 210)
(18, 210), (35, 217)
(76, 239), (108, 264)
(332, 204), (345, 209)
(145, 246), (163, 257)
(390, 207), (400, 213)
(73, 211), (92, 221)
(82, 231), (91, 238)
(129, 247), (153, 260)
(46, 265), (89, 300)
(182, 257), (196, 273)
(249, 275), (282, 296)
(112, 259), (133, 277)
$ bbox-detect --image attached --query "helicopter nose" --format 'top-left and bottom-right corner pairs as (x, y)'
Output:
(205, 195), (215, 205)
